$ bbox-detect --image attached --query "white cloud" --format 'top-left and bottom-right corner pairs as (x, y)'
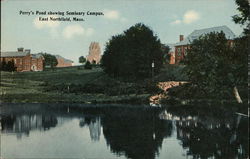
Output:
(33, 16), (60, 29)
(183, 10), (200, 24)
(104, 10), (120, 20)
(62, 24), (84, 39)
(170, 10), (200, 25)
(62, 24), (94, 39)
(171, 19), (181, 25)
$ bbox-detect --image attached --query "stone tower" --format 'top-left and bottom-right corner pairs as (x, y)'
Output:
(86, 42), (101, 64)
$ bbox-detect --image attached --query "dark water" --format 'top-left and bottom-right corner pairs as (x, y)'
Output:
(0, 104), (248, 159)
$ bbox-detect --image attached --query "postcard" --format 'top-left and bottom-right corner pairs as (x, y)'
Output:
(0, 0), (249, 159)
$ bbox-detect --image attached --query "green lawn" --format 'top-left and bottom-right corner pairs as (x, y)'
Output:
(0, 66), (152, 103)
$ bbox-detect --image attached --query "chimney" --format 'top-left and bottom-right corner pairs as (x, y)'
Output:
(17, 47), (24, 52)
(25, 49), (31, 54)
(179, 35), (184, 42)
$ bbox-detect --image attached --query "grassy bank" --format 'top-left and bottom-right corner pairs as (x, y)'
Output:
(1, 65), (247, 107)
(0, 66), (160, 104)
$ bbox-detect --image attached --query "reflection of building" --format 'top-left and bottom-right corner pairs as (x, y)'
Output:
(172, 26), (236, 64)
(0, 48), (44, 72)
(1, 115), (57, 138)
(89, 117), (101, 141)
(79, 116), (101, 141)
(55, 55), (74, 67)
(86, 42), (101, 64)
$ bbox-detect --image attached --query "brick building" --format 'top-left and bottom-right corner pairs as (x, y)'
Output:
(173, 25), (236, 64)
(55, 55), (74, 67)
(0, 48), (44, 72)
(166, 44), (175, 64)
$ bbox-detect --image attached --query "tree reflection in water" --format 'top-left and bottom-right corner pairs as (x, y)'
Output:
(1, 114), (57, 139)
(0, 105), (248, 159)
(166, 106), (249, 159)
(101, 108), (173, 159)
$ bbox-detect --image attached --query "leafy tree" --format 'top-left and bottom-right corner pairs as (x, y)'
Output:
(232, 0), (250, 34)
(84, 61), (92, 69)
(161, 44), (170, 64)
(184, 32), (247, 103)
(0, 60), (7, 71)
(79, 56), (86, 64)
(0, 60), (16, 72)
(101, 23), (164, 80)
(42, 53), (58, 69)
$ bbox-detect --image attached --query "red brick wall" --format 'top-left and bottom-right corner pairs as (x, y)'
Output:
(169, 52), (175, 64)
(175, 45), (189, 64)
(0, 55), (44, 72)
(56, 58), (73, 67)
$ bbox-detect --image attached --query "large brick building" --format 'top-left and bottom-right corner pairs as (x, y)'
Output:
(172, 25), (236, 64)
(55, 55), (74, 67)
(0, 48), (44, 72)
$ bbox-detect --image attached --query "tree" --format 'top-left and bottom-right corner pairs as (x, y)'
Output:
(184, 32), (247, 103)
(42, 53), (58, 69)
(101, 23), (164, 80)
(0, 60), (16, 72)
(161, 44), (170, 64)
(84, 61), (92, 69)
(79, 56), (86, 65)
(232, 0), (250, 34)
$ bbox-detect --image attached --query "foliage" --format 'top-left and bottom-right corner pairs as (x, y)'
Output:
(154, 65), (188, 81)
(101, 23), (164, 80)
(0, 60), (16, 72)
(84, 61), (92, 69)
(232, 0), (250, 34)
(42, 53), (58, 68)
(161, 44), (170, 64)
(79, 56), (86, 64)
(184, 32), (247, 97)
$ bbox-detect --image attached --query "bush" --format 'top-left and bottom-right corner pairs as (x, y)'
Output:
(84, 61), (92, 69)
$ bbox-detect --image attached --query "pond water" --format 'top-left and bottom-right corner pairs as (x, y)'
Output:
(0, 104), (248, 159)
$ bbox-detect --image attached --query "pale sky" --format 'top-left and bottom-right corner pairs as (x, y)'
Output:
(1, 0), (244, 64)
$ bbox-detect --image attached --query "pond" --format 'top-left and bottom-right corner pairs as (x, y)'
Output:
(0, 104), (248, 159)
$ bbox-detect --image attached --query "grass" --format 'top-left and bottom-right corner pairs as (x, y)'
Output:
(0, 66), (154, 104)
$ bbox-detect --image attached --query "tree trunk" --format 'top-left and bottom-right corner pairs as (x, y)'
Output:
(233, 86), (243, 103)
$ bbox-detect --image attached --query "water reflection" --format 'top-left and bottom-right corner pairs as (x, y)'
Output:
(79, 117), (101, 141)
(1, 115), (57, 139)
(0, 105), (248, 159)
(163, 107), (249, 159)
(102, 111), (172, 159)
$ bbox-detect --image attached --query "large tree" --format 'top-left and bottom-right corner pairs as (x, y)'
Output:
(184, 32), (247, 103)
(101, 23), (164, 79)
(42, 53), (58, 69)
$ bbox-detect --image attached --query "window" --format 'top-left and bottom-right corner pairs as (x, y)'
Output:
(177, 48), (182, 57)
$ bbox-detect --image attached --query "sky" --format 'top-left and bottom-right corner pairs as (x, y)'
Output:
(1, 0), (244, 65)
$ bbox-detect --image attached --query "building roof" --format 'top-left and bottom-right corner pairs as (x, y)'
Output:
(175, 25), (236, 46)
(55, 55), (73, 63)
(0, 51), (29, 57)
(31, 54), (43, 59)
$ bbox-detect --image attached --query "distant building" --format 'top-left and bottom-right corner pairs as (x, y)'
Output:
(0, 48), (44, 72)
(55, 55), (74, 67)
(86, 42), (101, 64)
(173, 25), (236, 64)
(166, 44), (175, 64)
